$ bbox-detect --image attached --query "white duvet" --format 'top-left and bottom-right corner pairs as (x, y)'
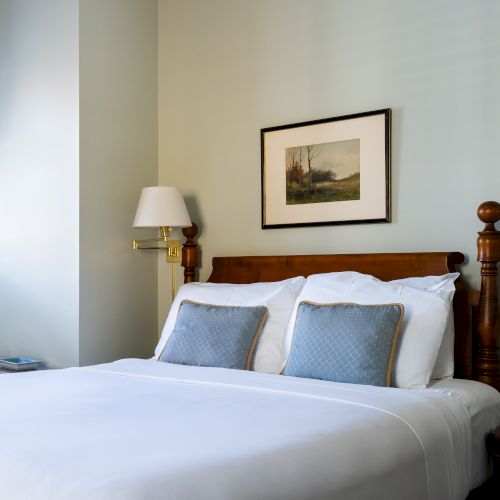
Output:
(0, 359), (473, 500)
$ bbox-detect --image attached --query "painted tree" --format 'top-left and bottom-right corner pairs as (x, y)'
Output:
(286, 147), (304, 187)
(312, 169), (336, 183)
(305, 144), (322, 193)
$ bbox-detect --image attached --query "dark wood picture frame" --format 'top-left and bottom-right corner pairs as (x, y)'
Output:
(260, 109), (392, 229)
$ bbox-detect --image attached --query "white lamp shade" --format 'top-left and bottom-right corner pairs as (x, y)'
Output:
(133, 186), (191, 228)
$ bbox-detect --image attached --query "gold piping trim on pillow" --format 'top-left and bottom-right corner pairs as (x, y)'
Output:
(244, 308), (269, 370)
(384, 305), (404, 387)
(284, 301), (405, 387)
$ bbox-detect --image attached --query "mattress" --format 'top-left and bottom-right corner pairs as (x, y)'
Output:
(426, 378), (500, 489)
(0, 358), (480, 500)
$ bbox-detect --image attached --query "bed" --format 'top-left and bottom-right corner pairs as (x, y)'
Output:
(0, 201), (499, 500)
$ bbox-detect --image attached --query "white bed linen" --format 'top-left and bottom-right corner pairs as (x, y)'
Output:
(426, 378), (500, 489)
(0, 359), (473, 500)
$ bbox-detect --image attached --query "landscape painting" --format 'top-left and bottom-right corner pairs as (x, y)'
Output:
(261, 109), (391, 229)
(285, 139), (360, 205)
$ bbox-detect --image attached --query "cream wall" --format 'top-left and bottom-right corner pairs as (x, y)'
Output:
(79, 0), (158, 365)
(0, 0), (80, 367)
(158, 0), (500, 327)
(1, 1), (498, 362)
(0, 0), (158, 367)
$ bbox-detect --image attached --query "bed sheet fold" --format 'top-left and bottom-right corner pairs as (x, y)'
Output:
(0, 359), (472, 500)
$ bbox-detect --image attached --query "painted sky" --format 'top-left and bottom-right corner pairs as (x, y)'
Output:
(295, 138), (360, 180)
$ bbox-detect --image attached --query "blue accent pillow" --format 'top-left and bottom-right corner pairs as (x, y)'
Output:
(159, 300), (268, 370)
(284, 302), (404, 387)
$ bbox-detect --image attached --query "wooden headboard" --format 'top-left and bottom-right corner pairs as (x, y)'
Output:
(181, 201), (500, 390)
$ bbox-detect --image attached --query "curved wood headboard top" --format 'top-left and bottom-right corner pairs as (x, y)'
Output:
(208, 252), (465, 284)
(181, 201), (500, 390)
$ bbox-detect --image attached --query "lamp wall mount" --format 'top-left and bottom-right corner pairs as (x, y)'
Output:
(132, 226), (181, 263)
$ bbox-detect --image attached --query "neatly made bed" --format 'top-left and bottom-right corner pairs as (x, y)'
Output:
(0, 201), (498, 500)
(1, 359), (497, 500)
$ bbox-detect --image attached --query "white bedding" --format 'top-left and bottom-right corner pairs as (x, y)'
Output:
(426, 378), (500, 489)
(0, 359), (484, 500)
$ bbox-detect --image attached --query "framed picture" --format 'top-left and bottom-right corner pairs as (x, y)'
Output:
(261, 109), (391, 229)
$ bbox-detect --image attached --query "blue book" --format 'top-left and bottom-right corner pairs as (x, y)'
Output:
(0, 357), (43, 371)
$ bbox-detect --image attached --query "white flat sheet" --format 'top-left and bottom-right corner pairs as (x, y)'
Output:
(0, 359), (473, 500)
(426, 378), (500, 488)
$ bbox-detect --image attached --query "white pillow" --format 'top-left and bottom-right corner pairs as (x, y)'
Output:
(391, 274), (459, 380)
(282, 272), (453, 389)
(155, 277), (306, 374)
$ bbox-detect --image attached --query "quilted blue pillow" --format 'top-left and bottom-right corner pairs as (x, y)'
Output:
(159, 300), (268, 370)
(284, 302), (404, 387)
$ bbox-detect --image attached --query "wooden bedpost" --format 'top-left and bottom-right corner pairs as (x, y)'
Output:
(476, 201), (500, 390)
(182, 223), (199, 283)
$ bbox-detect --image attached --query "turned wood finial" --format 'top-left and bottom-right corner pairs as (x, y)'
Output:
(478, 201), (500, 231)
(182, 222), (199, 283)
(478, 201), (500, 222)
(476, 201), (500, 390)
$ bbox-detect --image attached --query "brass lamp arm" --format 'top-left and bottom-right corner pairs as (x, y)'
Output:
(132, 237), (168, 250)
(132, 238), (181, 263)
(131, 224), (182, 300)
(132, 226), (173, 250)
